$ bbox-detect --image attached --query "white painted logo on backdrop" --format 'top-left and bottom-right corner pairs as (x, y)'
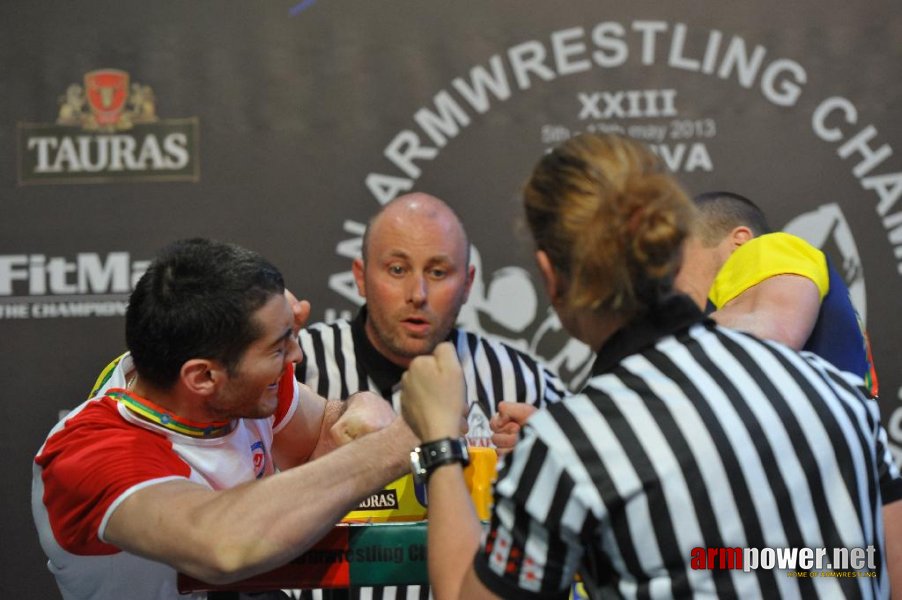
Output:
(340, 20), (901, 447)
(360, 21), (902, 278)
(784, 203), (867, 323)
(0, 252), (149, 319)
(325, 222), (596, 388)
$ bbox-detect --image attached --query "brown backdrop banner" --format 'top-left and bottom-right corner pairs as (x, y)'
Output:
(2, 2), (900, 597)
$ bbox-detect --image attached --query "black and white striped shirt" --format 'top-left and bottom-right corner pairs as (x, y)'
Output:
(298, 306), (567, 447)
(294, 306), (567, 600)
(475, 295), (902, 600)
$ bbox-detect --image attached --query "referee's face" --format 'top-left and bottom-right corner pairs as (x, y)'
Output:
(354, 202), (474, 368)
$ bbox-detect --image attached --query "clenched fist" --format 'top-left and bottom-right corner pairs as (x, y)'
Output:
(400, 342), (468, 442)
(490, 401), (537, 455)
(327, 391), (396, 447)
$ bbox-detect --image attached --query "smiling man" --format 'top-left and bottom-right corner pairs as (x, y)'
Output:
(32, 238), (415, 600)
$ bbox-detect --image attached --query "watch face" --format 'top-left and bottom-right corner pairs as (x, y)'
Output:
(410, 449), (427, 486)
(410, 438), (469, 487)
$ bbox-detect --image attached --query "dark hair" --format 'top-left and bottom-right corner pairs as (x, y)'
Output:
(693, 191), (772, 246)
(524, 133), (694, 316)
(125, 238), (285, 389)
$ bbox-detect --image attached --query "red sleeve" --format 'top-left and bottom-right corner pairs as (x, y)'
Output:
(35, 398), (191, 555)
(273, 362), (298, 431)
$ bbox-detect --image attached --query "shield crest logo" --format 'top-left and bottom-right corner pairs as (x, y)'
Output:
(84, 69), (130, 126)
(250, 440), (267, 479)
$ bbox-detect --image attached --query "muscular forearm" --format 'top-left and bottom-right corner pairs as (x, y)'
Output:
(401, 343), (495, 597)
(106, 419), (416, 583)
(207, 424), (411, 580)
(311, 394), (397, 459)
(276, 389), (397, 468)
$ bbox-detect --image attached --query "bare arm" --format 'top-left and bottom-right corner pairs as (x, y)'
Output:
(710, 273), (821, 349)
(273, 384), (396, 469)
(310, 391), (396, 460)
(270, 291), (331, 469)
(271, 382), (329, 469)
(425, 464), (499, 599)
(104, 417), (417, 584)
(401, 343), (496, 599)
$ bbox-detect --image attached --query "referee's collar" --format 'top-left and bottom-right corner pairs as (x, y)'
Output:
(352, 306), (407, 396)
(591, 293), (710, 375)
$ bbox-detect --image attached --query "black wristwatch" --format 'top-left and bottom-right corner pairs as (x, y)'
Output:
(410, 437), (470, 485)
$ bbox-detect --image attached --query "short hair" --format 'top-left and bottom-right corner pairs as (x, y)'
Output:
(693, 191), (772, 246)
(125, 238), (285, 389)
(360, 194), (471, 265)
(523, 133), (694, 316)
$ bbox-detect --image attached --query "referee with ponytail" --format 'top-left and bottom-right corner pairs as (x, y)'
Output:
(400, 133), (901, 599)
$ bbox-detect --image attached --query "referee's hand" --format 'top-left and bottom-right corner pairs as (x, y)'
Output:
(490, 401), (537, 455)
(400, 342), (468, 442)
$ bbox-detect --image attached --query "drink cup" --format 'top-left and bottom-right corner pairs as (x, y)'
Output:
(463, 446), (498, 521)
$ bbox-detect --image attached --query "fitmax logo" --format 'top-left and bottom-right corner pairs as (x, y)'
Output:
(0, 253), (148, 297)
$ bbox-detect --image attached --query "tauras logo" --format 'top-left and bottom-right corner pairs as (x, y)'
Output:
(355, 489), (399, 510)
(17, 69), (199, 185)
(26, 133), (191, 175)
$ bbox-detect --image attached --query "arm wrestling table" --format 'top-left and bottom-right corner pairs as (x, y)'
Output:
(177, 521), (429, 594)
(179, 447), (497, 594)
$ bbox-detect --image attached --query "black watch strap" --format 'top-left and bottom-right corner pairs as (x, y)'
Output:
(410, 437), (470, 484)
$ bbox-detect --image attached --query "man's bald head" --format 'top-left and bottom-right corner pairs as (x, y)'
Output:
(362, 193), (470, 266)
(352, 192), (476, 367)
